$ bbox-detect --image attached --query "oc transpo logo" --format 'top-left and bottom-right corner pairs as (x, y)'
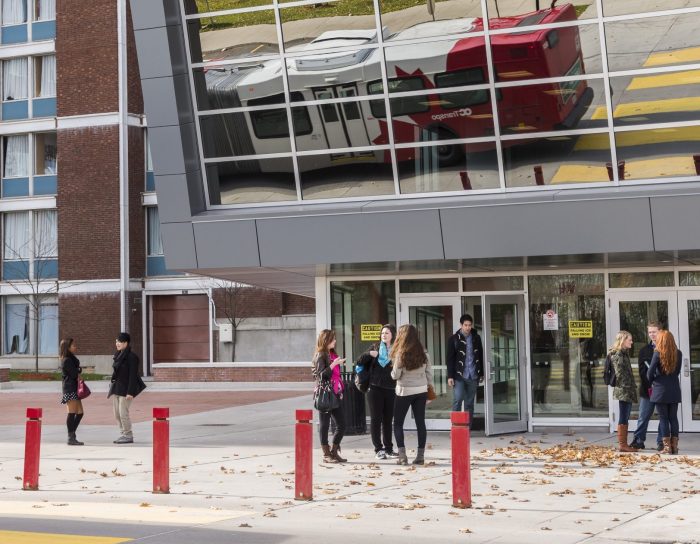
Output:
(431, 108), (472, 121)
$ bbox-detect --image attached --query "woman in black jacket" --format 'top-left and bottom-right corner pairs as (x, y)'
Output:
(358, 324), (397, 460)
(647, 330), (682, 454)
(108, 332), (144, 444)
(60, 338), (84, 446)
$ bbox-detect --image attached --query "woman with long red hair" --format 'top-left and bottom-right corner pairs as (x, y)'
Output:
(647, 330), (683, 454)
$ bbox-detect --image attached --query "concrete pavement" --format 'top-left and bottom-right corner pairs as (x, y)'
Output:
(1, 388), (700, 543)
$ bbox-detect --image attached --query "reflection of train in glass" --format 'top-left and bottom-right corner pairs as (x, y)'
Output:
(198, 3), (593, 173)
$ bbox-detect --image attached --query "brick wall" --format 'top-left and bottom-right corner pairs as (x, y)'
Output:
(0, 367), (9, 383)
(153, 366), (314, 382)
(213, 287), (315, 319)
(58, 293), (121, 354)
(57, 0), (118, 116)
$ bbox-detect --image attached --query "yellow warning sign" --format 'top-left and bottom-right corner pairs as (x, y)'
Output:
(360, 324), (383, 342)
(568, 320), (593, 338)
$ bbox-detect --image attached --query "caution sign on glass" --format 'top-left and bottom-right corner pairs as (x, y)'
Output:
(568, 320), (593, 338)
(360, 324), (383, 342)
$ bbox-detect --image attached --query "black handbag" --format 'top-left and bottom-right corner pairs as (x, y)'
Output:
(313, 379), (340, 412)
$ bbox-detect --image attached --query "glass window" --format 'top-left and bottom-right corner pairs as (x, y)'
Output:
(330, 280), (396, 367)
(380, 0), (485, 42)
(33, 210), (57, 258)
(397, 143), (499, 194)
(35, 0), (55, 21)
(39, 303), (57, 355)
(34, 132), (56, 175)
(2, 0), (27, 25)
(3, 135), (29, 177)
(502, 132), (613, 187)
(609, 272), (675, 288)
(205, 159), (298, 205)
(3, 211), (31, 260)
(368, 77), (427, 118)
(3, 58), (28, 101)
(399, 278), (459, 293)
(183, 0), (271, 16)
(463, 276), (524, 291)
(436, 69), (488, 109)
(4, 302), (29, 354)
(487, 0), (598, 22)
(33, 55), (55, 97)
(528, 274), (607, 418)
(147, 207), (163, 256)
(680, 271), (700, 287)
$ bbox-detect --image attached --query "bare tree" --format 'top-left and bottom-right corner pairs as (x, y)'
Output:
(210, 279), (249, 362)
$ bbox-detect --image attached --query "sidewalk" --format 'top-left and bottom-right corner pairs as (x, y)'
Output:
(1, 393), (699, 543)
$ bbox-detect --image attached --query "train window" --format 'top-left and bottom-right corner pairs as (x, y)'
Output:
(248, 92), (312, 139)
(367, 77), (428, 118)
(435, 69), (489, 109)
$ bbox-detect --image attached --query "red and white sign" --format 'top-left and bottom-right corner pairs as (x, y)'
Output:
(543, 309), (558, 331)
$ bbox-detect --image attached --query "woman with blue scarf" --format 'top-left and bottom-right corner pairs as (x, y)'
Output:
(360, 324), (397, 460)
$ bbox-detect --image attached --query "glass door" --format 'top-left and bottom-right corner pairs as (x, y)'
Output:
(608, 291), (677, 431)
(679, 293), (700, 431)
(399, 296), (460, 430)
(484, 295), (528, 435)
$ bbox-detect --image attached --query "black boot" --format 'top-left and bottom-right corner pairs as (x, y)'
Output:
(67, 432), (83, 446)
(73, 413), (84, 445)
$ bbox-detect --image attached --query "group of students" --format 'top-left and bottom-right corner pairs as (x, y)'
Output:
(312, 324), (434, 465)
(60, 332), (145, 446)
(610, 321), (683, 454)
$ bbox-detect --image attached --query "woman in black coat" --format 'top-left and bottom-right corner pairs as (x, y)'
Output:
(60, 338), (84, 446)
(647, 330), (682, 454)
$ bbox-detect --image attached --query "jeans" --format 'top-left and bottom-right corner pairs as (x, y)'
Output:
(633, 396), (662, 446)
(452, 377), (479, 427)
(318, 404), (345, 446)
(393, 393), (427, 449)
(112, 395), (133, 438)
(656, 402), (679, 438)
(367, 387), (395, 453)
(618, 400), (632, 426)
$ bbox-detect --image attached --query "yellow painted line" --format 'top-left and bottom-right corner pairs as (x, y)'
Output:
(551, 156), (696, 184)
(591, 96), (700, 120)
(551, 164), (609, 184)
(645, 46), (700, 67)
(575, 125), (700, 151)
(0, 531), (131, 544)
(627, 70), (700, 90)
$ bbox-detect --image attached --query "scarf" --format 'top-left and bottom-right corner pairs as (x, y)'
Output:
(377, 342), (390, 368)
(113, 348), (129, 370)
(329, 352), (344, 396)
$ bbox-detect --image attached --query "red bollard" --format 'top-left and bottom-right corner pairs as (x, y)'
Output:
(606, 160), (626, 181)
(23, 408), (42, 491)
(451, 411), (472, 509)
(693, 154), (700, 175)
(295, 409), (313, 501)
(152, 407), (169, 494)
(460, 171), (472, 190)
(534, 165), (544, 186)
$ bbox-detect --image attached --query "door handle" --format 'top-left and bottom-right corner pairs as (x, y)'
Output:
(684, 358), (690, 378)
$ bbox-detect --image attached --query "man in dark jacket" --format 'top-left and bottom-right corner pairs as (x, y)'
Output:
(446, 314), (483, 428)
(108, 332), (144, 444)
(630, 321), (663, 451)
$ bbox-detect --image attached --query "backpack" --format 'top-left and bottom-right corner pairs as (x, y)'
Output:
(603, 353), (617, 387)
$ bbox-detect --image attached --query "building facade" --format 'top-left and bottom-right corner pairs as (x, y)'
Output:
(133, 0), (700, 433)
(0, 0), (314, 376)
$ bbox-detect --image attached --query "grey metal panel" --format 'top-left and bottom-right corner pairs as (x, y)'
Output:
(154, 172), (205, 222)
(650, 194), (700, 251)
(193, 220), (261, 268)
(257, 210), (444, 267)
(128, 0), (181, 31)
(441, 198), (654, 259)
(134, 26), (188, 79)
(140, 74), (193, 127)
(148, 123), (199, 176)
(161, 222), (198, 269)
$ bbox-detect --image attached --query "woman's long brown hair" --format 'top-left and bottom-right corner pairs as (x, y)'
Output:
(315, 329), (336, 355)
(655, 330), (679, 375)
(390, 324), (427, 371)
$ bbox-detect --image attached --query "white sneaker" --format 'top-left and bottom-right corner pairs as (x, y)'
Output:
(385, 449), (399, 458)
(375, 449), (387, 460)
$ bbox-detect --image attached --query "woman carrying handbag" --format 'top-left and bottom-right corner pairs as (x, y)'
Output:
(312, 329), (346, 463)
(60, 338), (85, 446)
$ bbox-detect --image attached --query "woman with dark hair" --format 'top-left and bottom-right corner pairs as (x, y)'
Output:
(359, 324), (398, 460)
(312, 329), (347, 463)
(648, 330), (683, 454)
(60, 338), (84, 446)
(391, 324), (433, 465)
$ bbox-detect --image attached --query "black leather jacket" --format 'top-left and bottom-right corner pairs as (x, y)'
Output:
(446, 329), (484, 381)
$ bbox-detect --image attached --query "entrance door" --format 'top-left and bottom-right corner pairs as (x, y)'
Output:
(483, 295), (528, 435)
(608, 291), (678, 431)
(313, 85), (371, 155)
(400, 296), (460, 430)
(678, 293), (700, 431)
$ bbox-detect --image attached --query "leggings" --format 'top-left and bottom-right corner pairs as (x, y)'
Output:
(318, 404), (345, 446)
(656, 402), (679, 438)
(393, 393), (427, 449)
(367, 387), (395, 452)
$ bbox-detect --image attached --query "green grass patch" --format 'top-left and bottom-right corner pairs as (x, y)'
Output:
(574, 4), (589, 17)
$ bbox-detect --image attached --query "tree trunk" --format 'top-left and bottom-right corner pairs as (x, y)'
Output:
(34, 311), (39, 373)
(231, 326), (237, 362)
